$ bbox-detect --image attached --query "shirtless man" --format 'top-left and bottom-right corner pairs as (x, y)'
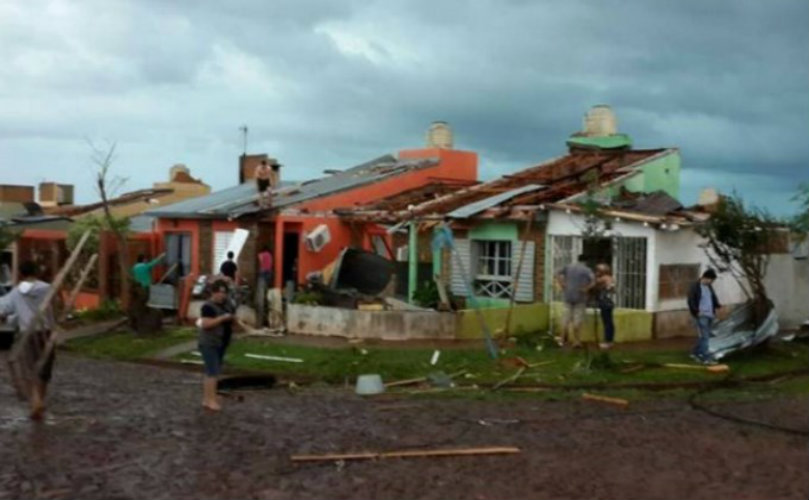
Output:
(255, 160), (273, 209)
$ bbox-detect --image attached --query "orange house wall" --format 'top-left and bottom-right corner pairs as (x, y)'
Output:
(273, 215), (354, 287)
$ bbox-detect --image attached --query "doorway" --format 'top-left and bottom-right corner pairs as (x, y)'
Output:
(282, 232), (299, 286)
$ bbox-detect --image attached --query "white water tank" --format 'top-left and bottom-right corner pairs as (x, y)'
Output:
(169, 163), (190, 181)
(583, 105), (618, 137)
(426, 121), (453, 149)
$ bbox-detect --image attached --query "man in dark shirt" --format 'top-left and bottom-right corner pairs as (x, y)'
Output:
(219, 251), (238, 281)
(197, 280), (234, 411)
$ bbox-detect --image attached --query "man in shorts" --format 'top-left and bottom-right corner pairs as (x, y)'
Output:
(197, 280), (235, 411)
(555, 254), (595, 348)
(255, 160), (274, 209)
(0, 261), (56, 419)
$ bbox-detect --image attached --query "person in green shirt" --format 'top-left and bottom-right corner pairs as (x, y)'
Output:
(132, 253), (165, 289)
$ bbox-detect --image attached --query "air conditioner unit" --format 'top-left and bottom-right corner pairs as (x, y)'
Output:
(304, 224), (331, 252)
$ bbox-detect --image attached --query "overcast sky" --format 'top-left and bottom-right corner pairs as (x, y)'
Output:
(1, 0), (807, 214)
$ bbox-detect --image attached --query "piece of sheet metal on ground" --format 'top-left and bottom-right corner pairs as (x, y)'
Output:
(707, 302), (779, 360)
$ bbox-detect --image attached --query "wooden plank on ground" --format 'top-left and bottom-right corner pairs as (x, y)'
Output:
(582, 393), (630, 408)
(662, 363), (730, 374)
(291, 446), (521, 463)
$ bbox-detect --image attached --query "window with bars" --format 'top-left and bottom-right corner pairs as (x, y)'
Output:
(472, 240), (513, 298)
(658, 264), (700, 300)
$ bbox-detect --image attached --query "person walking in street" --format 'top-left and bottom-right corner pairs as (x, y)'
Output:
(595, 263), (616, 350)
(0, 261), (56, 420)
(219, 251), (238, 282)
(687, 268), (722, 365)
(197, 280), (235, 411)
(555, 254), (595, 348)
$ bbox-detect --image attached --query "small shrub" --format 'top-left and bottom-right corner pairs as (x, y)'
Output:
(76, 300), (122, 321)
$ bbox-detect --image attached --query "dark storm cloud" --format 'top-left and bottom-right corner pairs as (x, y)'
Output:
(0, 0), (805, 213)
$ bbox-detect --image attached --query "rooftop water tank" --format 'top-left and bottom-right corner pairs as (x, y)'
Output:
(583, 105), (618, 137)
(426, 121), (453, 149)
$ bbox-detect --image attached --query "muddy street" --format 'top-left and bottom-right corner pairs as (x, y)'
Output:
(1, 354), (806, 500)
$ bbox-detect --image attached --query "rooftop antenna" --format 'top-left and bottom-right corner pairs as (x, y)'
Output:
(239, 125), (248, 155)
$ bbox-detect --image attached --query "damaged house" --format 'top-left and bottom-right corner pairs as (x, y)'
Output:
(144, 123), (479, 320)
(332, 105), (752, 342)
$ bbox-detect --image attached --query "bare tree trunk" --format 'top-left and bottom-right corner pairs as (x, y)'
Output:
(90, 142), (132, 313)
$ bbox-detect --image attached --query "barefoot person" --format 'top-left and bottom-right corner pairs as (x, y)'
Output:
(595, 263), (616, 350)
(197, 280), (235, 411)
(0, 261), (56, 419)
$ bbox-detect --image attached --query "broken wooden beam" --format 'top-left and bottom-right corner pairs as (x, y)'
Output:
(291, 446), (521, 463)
(582, 393), (630, 408)
(662, 363), (730, 374)
(59, 252), (98, 322)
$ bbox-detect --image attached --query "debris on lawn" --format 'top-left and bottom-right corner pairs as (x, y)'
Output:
(619, 364), (646, 374)
(290, 446), (521, 463)
(245, 353), (304, 363)
(385, 369), (467, 389)
(430, 350), (441, 365)
(492, 367), (526, 391)
(662, 363), (730, 374)
(582, 393), (630, 408)
(180, 359), (203, 365)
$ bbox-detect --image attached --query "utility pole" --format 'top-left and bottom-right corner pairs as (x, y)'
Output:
(239, 125), (249, 155)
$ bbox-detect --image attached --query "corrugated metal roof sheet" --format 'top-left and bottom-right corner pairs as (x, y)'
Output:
(448, 184), (545, 219)
(146, 155), (438, 219)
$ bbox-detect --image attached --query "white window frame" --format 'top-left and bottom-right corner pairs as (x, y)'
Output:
(473, 240), (513, 298)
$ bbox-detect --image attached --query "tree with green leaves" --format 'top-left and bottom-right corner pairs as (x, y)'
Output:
(695, 193), (778, 325)
(0, 225), (20, 253)
(66, 214), (130, 290)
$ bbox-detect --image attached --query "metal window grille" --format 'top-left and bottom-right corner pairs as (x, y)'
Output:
(549, 235), (647, 309)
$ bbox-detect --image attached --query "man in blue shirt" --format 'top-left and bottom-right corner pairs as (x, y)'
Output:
(687, 268), (722, 364)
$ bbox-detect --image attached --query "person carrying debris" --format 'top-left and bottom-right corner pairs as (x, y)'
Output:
(197, 279), (235, 411)
(687, 268), (722, 365)
(555, 254), (595, 348)
(0, 261), (56, 420)
(255, 160), (276, 209)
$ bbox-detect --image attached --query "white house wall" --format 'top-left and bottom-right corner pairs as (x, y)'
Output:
(546, 211), (658, 310)
(654, 228), (747, 312)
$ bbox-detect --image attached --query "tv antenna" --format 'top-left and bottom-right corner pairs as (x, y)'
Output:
(239, 125), (248, 155)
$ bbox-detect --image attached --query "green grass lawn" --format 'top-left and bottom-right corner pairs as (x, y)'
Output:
(62, 327), (197, 360)
(63, 328), (809, 399)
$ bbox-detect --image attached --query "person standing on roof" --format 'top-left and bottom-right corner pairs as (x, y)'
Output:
(219, 251), (238, 282)
(555, 254), (595, 348)
(687, 268), (722, 365)
(0, 261), (56, 420)
(255, 160), (275, 209)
